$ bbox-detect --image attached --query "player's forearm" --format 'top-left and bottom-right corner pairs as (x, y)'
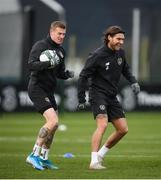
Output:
(28, 61), (50, 71)
(77, 75), (88, 103)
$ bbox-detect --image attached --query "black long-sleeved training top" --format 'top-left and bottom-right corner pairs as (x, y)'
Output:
(78, 44), (137, 103)
(28, 35), (69, 94)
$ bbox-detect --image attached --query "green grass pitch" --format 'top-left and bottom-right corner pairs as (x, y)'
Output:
(0, 111), (161, 179)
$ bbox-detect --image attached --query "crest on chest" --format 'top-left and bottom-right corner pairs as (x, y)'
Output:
(117, 57), (123, 65)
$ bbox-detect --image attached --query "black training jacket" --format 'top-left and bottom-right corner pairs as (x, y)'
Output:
(28, 35), (69, 94)
(78, 44), (137, 103)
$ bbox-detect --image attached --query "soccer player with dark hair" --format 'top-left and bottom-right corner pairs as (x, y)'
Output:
(26, 21), (74, 170)
(78, 25), (140, 170)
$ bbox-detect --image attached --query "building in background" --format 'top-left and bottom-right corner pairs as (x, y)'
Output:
(0, 0), (161, 112)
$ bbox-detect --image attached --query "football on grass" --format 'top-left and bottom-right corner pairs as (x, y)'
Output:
(39, 49), (55, 62)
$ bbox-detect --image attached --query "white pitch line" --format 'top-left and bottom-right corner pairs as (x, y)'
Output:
(0, 153), (160, 158)
(0, 137), (160, 144)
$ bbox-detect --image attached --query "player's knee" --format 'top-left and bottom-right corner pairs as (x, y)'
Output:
(96, 114), (108, 131)
(48, 121), (59, 131)
(97, 121), (107, 132)
(119, 127), (128, 136)
(52, 121), (59, 130)
(100, 122), (107, 130)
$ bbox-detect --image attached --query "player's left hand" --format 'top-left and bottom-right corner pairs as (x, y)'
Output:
(66, 70), (74, 78)
(131, 83), (140, 95)
(77, 103), (86, 110)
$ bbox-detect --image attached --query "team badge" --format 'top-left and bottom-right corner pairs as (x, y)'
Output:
(99, 105), (105, 110)
(117, 57), (122, 65)
(45, 97), (50, 102)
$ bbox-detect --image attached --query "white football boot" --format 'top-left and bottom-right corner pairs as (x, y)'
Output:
(89, 162), (106, 170)
(89, 155), (106, 169)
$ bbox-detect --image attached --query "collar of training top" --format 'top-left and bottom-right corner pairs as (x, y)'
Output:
(103, 44), (116, 55)
(46, 34), (60, 47)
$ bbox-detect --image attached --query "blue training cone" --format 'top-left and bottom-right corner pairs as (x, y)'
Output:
(63, 153), (75, 158)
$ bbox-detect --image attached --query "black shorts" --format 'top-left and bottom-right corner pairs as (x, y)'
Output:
(28, 83), (57, 114)
(89, 91), (125, 121)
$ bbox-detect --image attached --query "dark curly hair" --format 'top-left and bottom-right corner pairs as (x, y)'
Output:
(103, 25), (125, 45)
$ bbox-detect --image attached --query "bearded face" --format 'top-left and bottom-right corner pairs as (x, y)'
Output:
(107, 33), (125, 51)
